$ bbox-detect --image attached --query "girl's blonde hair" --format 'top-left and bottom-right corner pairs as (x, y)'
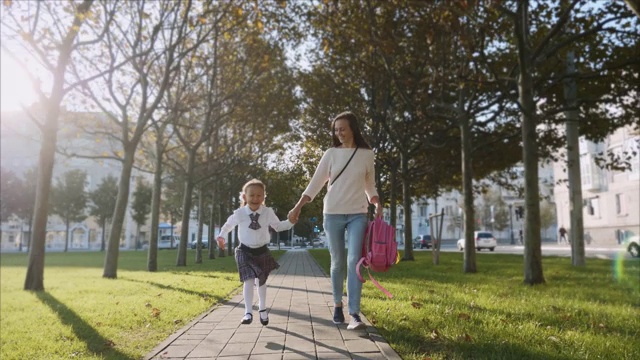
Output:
(240, 178), (266, 206)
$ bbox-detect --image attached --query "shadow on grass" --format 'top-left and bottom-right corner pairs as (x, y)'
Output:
(35, 291), (134, 360)
(119, 277), (226, 303)
(0, 250), (241, 274)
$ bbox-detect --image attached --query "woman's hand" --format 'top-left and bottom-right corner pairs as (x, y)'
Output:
(374, 203), (383, 218)
(288, 196), (310, 223)
(370, 196), (383, 218)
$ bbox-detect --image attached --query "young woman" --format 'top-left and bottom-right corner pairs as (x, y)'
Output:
(288, 111), (382, 330)
(217, 179), (295, 326)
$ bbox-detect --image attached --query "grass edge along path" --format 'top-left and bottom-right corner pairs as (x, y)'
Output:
(1, 249), (283, 360)
(308, 249), (639, 360)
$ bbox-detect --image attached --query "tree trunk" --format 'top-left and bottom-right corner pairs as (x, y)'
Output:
(64, 219), (70, 252)
(103, 150), (135, 278)
(208, 190), (216, 259)
(147, 136), (164, 272)
(177, 150), (196, 266)
(516, 0), (545, 285)
(100, 218), (106, 251)
(135, 225), (141, 250)
(195, 189), (204, 264)
(218, 201), (225, 258)
(24, 118), (58, 290)
(27, 216), (33, 252)
(624, 0), (640, 18)
(401, 152), (414, 261)
(460, 110), (477, 273)
(23, 0), (93, 292)
(564, 50), (585, 266)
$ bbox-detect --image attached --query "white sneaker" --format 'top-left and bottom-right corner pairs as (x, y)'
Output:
(347, 314), (366, 330)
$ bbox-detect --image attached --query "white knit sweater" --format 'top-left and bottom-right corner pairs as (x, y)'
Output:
(303, 147), (378, 214)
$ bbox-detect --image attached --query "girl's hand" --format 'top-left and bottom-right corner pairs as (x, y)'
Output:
(216, 237), (225, 251)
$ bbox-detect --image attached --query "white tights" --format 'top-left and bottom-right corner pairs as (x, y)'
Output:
(243, 278), (267, 315)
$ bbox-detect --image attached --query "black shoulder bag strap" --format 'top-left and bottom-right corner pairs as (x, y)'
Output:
(330, 147), (358, 185)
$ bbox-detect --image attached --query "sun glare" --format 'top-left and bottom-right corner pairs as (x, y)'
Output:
(1, 48), (38, 112)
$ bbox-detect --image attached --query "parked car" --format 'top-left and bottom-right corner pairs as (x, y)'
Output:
(158, 235), (180, 249)
(457, 231), (497, 251)
(627, 235), (639, 258)
(414, 234), (432, 249)
(190, 239), (209, 249)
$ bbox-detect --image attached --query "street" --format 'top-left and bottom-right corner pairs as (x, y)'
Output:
(409, 241), (636, 260)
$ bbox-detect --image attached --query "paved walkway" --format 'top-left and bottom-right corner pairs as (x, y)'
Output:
(145, 249), (401, 360)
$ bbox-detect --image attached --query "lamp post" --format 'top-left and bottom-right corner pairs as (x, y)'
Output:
(508, 204), (514, 245)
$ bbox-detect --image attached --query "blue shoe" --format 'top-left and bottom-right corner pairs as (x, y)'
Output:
(333, 306), (344, 324)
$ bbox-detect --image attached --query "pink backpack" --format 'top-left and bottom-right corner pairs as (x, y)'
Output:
(356, 218), (399, 298)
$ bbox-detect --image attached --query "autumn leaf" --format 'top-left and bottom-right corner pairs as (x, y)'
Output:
(145, 302), (152, 308)
(173, 319), (182, 325)
(411, 301), (422, 309)
(458, 313), (471, 320)
(151, 308), (161, 318)
(104, 340), (115, 348)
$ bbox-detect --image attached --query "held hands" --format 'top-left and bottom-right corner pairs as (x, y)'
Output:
(288, 207), (301, 224)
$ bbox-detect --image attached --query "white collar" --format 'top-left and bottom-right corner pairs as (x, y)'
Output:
(244, 205), (263, 215)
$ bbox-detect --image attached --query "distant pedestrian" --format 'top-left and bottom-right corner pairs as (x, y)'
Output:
(519, 229), (523, 244)
(559, 226), (568, 244)
(217, 179), (296, 326)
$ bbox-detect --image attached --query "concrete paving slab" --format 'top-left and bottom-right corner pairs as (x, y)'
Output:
(145, 250), (402, 360)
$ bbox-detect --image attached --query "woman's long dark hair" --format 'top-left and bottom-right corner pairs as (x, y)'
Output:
(331, 111), (371, 149)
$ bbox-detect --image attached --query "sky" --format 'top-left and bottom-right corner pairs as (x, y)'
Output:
(0, 48), (39, 112)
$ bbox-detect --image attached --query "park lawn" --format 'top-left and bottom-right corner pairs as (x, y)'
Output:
(0, 249), (283, 360)
(310, 249), (640, 360)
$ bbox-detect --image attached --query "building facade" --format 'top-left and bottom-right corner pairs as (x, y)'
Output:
(553, 126), (640, 245)
(0, 109), (149, 251)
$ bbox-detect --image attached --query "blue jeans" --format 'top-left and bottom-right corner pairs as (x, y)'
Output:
(323, 213), (367, 315)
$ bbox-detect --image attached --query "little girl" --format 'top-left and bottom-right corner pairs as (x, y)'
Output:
(217, 178), (295, 325)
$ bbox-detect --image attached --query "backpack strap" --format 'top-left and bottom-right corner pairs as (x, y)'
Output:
(330, 147), (357, 185)
(356, 256), (366, 283)
(367, 268), (393, 298)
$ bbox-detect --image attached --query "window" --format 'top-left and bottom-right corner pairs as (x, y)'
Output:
(420, 206), (427, 217)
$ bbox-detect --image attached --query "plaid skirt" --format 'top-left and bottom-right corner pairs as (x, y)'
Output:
(235, 244), (279, 286)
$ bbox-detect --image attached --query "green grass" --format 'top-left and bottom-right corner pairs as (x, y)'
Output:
(309, 250), (640, 360)
(1, 249), (284, 360)
(2, 249), (638, 360)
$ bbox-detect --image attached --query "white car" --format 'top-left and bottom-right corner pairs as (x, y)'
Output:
(627, 235), (639, 258)
(457, 231), (497, 252)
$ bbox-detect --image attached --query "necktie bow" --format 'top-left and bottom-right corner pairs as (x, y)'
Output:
(249, 213), (261, 230)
